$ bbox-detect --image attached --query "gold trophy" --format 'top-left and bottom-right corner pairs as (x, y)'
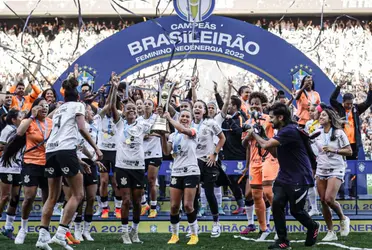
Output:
(151, 81), (176, 134)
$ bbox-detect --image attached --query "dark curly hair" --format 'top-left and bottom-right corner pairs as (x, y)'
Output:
(249, 91), (268, 105)
(194, 99), (209, 120)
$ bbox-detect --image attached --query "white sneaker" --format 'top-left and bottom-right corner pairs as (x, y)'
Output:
(15, 228), (27, 244)
(340, 216), (350, 237)
(129, 229), (143, 243)
(50, 233), (73, 250)
(308, 209), (321, 217)
(93, 207), (102, 216)
(122, 232), (132, 244)
(74, 228), (83, 241)
(258, 229), (271, 241)
(211, 223), (221, 238)
(322, 230), (338, 241)
(35, 240), (52, 250)
(82, 231), (94, 241)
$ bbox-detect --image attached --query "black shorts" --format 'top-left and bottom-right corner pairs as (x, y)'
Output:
(82, 159), (98, 187)
(198, 159), (219, 186)
(21, 164), (48, 188)
(99, 150), (116, 173)
(170, 175), (200, 190)
(145, 158), (162, 172)
(115, 168), (145, 189)
(45, 150), (81, 178)
(0, 173), (22, 186)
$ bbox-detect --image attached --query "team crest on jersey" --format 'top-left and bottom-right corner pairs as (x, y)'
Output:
(7, 174), (12, 182)
(173, 0), (215, 23)
(61, 167), (70, 175)
(290, 64), (312, 90)
(171, 177), (177, 185)
(77, 65), (97, 93)
(46, 167), (55, 175)
(121, 177), (127, 186)
(24, 175), (30, 184)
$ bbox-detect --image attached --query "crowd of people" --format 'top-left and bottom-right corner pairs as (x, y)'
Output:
(0, 16), (370, 250)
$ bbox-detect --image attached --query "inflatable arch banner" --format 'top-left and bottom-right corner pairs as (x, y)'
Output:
(56, 15), (335, 101)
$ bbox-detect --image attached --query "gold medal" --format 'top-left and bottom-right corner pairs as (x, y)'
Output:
(172, 153), (177, 159)
(103, 133), (109, 139)
(126, 138), (131, 144)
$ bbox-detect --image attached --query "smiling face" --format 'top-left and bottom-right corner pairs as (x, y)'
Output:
(178, 110), (192, 127)
(309, 105), (320, 120)
(250, 97), (262, 113)
(45, 90), (55, 103)
(193, 101), (205, 121)
(125, 102), (137, 120)
(136, 99), (144, 114)
(4, 94), (12, 106)
(319, 110), (330, 126)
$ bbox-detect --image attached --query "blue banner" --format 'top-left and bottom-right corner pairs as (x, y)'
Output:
(56, 15), (335, 101)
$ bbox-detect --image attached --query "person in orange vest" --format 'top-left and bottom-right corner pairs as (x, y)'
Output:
(10, 81), (41, 113)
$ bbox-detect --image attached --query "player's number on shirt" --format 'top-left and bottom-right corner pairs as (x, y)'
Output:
(54, 115), (62, 129)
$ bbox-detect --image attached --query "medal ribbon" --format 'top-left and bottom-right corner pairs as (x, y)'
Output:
(36, 119), (48, 141)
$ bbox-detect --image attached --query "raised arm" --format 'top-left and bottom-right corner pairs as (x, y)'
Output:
(77, 114), (102, 160)
(191, 77), (198, 104)
(109, 74), (121, 123)
(17, 106), (41, 136)
(163, 111), (195, 137)
(356, 82), (372, 115)
(220, 80), (233, 117)
(161, 133), (172, 155)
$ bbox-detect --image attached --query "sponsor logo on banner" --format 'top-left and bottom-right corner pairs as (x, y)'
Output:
(290, 65), (313, 90)
(359, 162), (366, 173)
(174, 0), (216, 23)
(12, 221), (372, 234)
(77, 65), (97, 93)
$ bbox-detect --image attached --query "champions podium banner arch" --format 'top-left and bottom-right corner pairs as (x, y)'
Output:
(55, 15), (335, 101)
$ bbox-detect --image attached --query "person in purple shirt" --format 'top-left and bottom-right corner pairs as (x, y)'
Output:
(246, 102), (320, 250)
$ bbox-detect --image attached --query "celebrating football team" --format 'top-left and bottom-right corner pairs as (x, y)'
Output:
(1, 66), (365, 250)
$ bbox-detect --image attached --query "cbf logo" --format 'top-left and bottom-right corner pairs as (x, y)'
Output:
(77, 65), (97, 93)
(290, 64), (313, 90)
(174, 0), (215, 23)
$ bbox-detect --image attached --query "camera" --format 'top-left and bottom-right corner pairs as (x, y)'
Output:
(242, 123), (251, 132)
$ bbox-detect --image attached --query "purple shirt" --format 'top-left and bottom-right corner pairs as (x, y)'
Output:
(273, 124), (314, 186)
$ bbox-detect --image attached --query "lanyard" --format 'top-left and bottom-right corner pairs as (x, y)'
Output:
(192, 119), (203, 132)
(36, 119), (48, 141)
(18, 97), (25, 110)
(2, 106), (8, 114)
(323, 128), (333, 146)
(106, 116), (112, 135)
(345, 110), (351, 121)
(304, 90), (315, 104)
(173, 131), (183, 154)
(123, 120), (135, 139)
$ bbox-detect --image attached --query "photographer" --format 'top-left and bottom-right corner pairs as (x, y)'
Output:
(247, 102), (319, 249)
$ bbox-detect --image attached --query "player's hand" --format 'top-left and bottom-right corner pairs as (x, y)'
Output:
(31, 105), (42, 117)
(163, 111), (171, 120)
(322, 146), (335, 153)
(80, 161), (91, 175)
(96, 161), (107, 172)
(206, 154), (217, 167)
